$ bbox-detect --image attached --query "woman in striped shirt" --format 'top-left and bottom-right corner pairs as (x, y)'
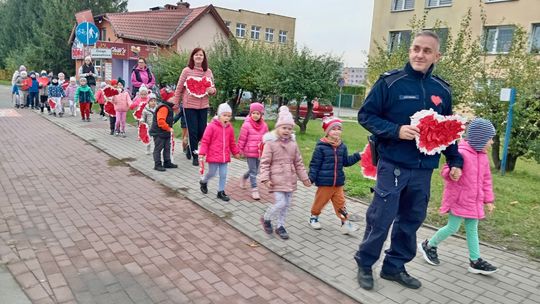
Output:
(173, 47), (217, 166)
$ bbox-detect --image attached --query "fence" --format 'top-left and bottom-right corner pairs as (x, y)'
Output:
(332, 94), (363, 109)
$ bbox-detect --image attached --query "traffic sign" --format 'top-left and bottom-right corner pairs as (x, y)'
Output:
(76, 22), (99, 45)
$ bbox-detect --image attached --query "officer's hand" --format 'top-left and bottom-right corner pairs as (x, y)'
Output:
(398, 125), (420, 140)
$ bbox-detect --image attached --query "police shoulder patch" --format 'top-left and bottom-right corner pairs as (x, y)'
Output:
(380, 69), (407, 87)
(432, 75), (451, 88)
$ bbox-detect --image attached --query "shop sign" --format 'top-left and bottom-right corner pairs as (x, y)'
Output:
(90, 48), (112, 59)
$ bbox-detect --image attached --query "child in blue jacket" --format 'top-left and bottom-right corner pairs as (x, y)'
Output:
(308, 117), (361, 234)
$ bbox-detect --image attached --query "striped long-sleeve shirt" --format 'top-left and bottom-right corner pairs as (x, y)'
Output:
(173, 66), (215, 109)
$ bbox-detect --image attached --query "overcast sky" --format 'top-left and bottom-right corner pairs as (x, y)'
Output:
(127, 0), (373, 67)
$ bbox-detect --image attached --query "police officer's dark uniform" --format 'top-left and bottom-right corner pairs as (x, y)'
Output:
(355, 62), (463, 289)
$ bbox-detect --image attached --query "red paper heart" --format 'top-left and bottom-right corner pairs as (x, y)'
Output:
(411, 109), (466, 155)
(48, 98), (56, 110)
(103, 87), (119, 98)
(431, 95), (442, 106)
(104, 101), (116, 116)
(185, 76), (212, 98)
(133, 101), (147, 120)
(359, 143), (377, 180)
(138, 122), (151, 145)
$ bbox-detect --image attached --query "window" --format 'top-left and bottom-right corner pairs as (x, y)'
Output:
(426, 0), (452, 8)
(485, 0), (515, 3)
(532, 24), (540, 54)
(427, 27), (449, 52)
(99, 28), (107, 41)
(265, 28), (274, 42)
(391, 0), (414, 11)
(236, 23), (246, 38)
(484, 26), (514, 54)
(389, 30), (411, 52)
(224, 21), (231, 30)
(251, 25), (261, 40)
(279, 30), (287, 44)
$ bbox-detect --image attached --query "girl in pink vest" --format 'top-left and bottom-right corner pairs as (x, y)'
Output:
(259, 106), (311, 240)
(237, 102), (269, 200)
(198, 103), (240, 202)
(419, 118), (497, 275)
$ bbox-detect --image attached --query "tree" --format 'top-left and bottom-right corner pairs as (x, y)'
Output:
(472, 26), (540, 171)
(277, 48), (341, 133)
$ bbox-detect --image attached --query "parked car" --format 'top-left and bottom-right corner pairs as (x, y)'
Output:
(288, 99), (333, 119)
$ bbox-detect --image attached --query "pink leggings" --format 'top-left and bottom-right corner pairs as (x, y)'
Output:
(115, 111), (127, 132)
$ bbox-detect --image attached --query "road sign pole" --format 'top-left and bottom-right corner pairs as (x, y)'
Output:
(337, 86), (342, 118)
(500, 88), (516, 176)
(86, 22), (89, 45)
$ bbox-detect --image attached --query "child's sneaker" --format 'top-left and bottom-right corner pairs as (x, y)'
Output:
(275, 226), (289, 240)
(260, 217), (273, 234)
(309, 216), (321, 230)
(115, 131), (120, 137)
(418, 239), (440, 265)
(239, 177), (248, 189)
(340, 220), (359, 235)
(468, 258), (497, 275)
(217, 191), (230, 202)
(251, 188), (260, 200)
(121, 132), (126, 138)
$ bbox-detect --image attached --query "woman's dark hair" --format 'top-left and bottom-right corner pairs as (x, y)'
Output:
(188, 47), (208, 71)
(138, 57), (147, 64)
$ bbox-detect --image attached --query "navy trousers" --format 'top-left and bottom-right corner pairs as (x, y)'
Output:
(354, 158), (433, 274)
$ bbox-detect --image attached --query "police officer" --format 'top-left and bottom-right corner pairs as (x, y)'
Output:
(355, 31), (463, 290)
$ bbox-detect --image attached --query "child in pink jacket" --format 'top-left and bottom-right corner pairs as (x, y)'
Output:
(112, 78), (132, 137)
(198, 103), (240, 201)
(419, 118), (497, 275)
(259, 106), (311, 240)
(237, 102), (269, 200)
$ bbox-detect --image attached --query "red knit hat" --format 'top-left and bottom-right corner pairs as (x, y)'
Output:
(110, 79), (118, 86)
(322, 116), (342, 134)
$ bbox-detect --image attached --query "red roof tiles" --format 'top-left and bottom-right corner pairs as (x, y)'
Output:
(105, 5), (227, 46)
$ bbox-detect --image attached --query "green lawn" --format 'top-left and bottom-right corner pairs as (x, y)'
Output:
(121, 106), (539, 259)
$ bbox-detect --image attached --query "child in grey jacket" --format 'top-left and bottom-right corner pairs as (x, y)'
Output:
(140, 93), (157, 154)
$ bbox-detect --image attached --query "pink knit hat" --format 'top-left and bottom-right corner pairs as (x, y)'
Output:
(322, 116), (342, 135)
(275, 106), (295, 128)
(249, 102), (264, 114)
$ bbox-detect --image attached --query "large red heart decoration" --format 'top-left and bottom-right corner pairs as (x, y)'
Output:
(103, 86), (119, 98)
(359, 143), (377, 180)
(185, 76), (213, 98)
(410, 109), (466, 155)
(48, 98), (56, 110)
(104, 101), (116, 116)
(138, 122), (151, 145)
(132, 101), (147, 121)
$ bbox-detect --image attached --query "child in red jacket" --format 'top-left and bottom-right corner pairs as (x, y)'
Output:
(198, 103), (240, 201)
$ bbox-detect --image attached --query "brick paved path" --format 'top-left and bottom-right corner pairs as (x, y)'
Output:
(0, 108), (357, 303)
(1, 90), (539, 303)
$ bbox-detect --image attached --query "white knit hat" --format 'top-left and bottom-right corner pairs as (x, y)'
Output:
(275, 106), (295, 128)
(217, 103), (232, 116)
(139, 85), (148, 93)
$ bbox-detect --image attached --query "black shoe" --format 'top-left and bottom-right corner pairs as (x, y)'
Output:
(110, 130), (114, 135)
(163, 161), (178, 168)
(357, 267), (374, 290)
(217, 191), (230, 201)
(468, 258), (497, 275)
(154, 164), (166, 172)
(380, 271), (421, 289)
(274, 226), (289, 240)
(200, 181), (208, 194)
(192, 157), (199, 166)
(186, 147), (191, 160)
(260, 217), (273, 234)
(418, 239), (440, 266)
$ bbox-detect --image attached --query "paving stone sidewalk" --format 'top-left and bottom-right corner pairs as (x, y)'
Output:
(0, 107), (359, 303)
(8, 105), (540, 304)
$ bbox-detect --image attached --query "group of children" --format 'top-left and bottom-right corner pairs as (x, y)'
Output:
(187, 101), (500, 274)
